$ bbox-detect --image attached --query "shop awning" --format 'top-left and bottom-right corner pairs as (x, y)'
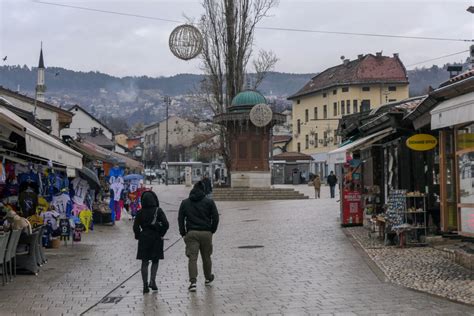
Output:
(430, 91), (474, 129)
(78, 140), (143, 171)
(0, 107), (83, 169)
(327, 128), (394, 165)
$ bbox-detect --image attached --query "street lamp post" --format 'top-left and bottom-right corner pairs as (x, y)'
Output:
(164, 96), (171, 186)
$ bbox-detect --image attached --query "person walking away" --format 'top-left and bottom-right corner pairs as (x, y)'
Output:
(133, 191), (169, 294)
(313, 175), (321, 199)
(178, 181), (219, 292)
(201, 174), (213, 199)
(327, 171), (338, 198)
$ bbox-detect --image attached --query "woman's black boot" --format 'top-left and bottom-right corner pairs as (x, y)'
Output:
(149, 280), (158, 291)
(143, 283), (150, 294)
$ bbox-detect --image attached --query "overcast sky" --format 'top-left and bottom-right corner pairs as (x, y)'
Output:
(1, 0), (472, 77)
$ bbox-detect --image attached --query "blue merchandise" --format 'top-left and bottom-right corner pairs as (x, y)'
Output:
(18, 171), (40, 185)
(42, 224), (53, 247)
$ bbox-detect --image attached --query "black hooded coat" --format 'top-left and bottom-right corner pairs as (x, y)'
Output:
(133, 191), (169, 260)
(178, 185), (219, 237)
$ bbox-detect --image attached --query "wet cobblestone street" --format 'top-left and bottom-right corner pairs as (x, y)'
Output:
(0, 185), (472, 315)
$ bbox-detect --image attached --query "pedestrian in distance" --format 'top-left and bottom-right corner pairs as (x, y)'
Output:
(201, 173), (213, 199)
(327, 171), (338, 199)
(313, 175), (321, 199)
(133, 191), (169, 294)
(178, 181), (219, 292)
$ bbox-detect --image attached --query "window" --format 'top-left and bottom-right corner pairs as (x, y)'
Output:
(361, 99), (371, 111)
(346, 100), (351, 114)
(323, 105), (327, 119)
(314, 133), (318, 147)
(333, 102), (338, 116)
(342, 87), (349, 92)
(323, 93), (327, 98)
(305, 135), (309, 149)
(353, 100), (358, 113)
(314, 107), (318, 120)
(323, 131), (327, 146)
(305, 109), (309, 122)
(297, 119), (301, 134)
(334, 134), (338, 145)
(333, 89), (337, 95)
(389, 99), (397, 102)
(388, 86), (397, 91)
(238, 141), (247, 159)
(40, 119), (52, 127)
(297, 99), (301, 104)
(297, 143), (301, 152)
(251, 141), (261, 159)
(362, 86), (370, 92)
(341, 100), (345, 115)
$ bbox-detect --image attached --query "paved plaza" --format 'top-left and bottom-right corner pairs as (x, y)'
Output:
(0, 185), (472, 315)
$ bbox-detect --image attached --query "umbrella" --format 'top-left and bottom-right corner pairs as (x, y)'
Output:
(123, 174), (144, 181)
(77, 167), (101, 190)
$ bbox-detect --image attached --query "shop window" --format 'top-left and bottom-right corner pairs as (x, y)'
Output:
(305, 135), (309, 149)
(346, 100), (351, 114)
(456, 123), (474, 151)
(341, 101), (345, 115)
(353, 100), (358, 113)
(457, 124), (474, 206)
(314, 107), (318, 120)
(362, 86), (370, 92)
(314, 133), (318, 148)
(297, 143), (301, 152)
(333, 102), (337, 117)
(388, 86), (397, 91)
(361, 99), (371, 111)
(342, 87), (349, 92)
(323, 105), (327, 119)
(238, 141), (247, 159)
(305, 109), (309, 122)
(297, 119), (301, 134)
(251, 141), (261, 159)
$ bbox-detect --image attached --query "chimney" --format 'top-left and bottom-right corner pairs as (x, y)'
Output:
(357, 54), (364, 60)
(393, 53), (399, 58)
(343, 59), (350, 66)
(376, 52), (382, 57)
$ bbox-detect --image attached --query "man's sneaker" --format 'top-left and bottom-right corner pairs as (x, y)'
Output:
(205, 274), (215, 286)
(188, 283), (197, 292)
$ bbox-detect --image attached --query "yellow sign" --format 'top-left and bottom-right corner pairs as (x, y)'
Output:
(406, 134), (438, 151)
(457, 133), (474, 151)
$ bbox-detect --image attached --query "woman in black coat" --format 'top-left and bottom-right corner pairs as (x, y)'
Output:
(133, 191), (169, 293)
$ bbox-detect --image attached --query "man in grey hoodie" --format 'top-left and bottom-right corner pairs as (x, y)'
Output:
(178, 181), (219, 292)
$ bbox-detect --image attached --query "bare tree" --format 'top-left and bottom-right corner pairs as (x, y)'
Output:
(196, 0), (279, 182)
(252, 50), (278, 89)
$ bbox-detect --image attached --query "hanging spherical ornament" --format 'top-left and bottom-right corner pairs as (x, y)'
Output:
(169, 24), (203, 61)
(249, 103), (273, 127)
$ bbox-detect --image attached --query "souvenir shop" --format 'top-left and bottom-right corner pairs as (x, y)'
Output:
(0, 106), (94, 262)
(66, 137), (145, 224)
(329, 101), (441, 246)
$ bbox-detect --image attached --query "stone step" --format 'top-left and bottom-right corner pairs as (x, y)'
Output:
(212, 188), (308, 201)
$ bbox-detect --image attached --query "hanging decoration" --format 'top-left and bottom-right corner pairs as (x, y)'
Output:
(168, 24), (203, 61)
(249, 103), (273, 127)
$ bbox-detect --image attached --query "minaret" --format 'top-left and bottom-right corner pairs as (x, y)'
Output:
(36, 43), (46, 102)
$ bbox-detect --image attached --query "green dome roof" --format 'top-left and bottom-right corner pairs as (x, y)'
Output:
(231, 90), (266, 107)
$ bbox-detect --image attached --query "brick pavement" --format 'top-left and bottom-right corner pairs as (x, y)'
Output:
(0, 184), (472, 315)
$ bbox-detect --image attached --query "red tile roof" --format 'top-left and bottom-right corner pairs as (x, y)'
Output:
(273, 151), (313, 161)
(288, 54), (408, 99)
(272, 135), (292, 143)
(440, 69), (474, 87)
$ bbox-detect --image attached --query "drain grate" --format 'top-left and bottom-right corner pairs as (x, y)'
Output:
(238, 245), (264, 249)
(242, 219), (258, 222)
(100, 296), (123, 304)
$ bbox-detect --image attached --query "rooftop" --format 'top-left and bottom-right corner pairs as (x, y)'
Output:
(288, 53), (408, 100)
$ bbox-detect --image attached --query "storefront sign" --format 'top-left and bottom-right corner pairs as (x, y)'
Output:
(406, 134), (437, 151)
(457, 133), (474, 151)
(341, 190), (362, 226)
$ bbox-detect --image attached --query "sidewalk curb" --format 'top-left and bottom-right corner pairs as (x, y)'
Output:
(343, 228), (474, 307)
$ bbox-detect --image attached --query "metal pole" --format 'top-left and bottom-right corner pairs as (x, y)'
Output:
(165, 96), (170, 186)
